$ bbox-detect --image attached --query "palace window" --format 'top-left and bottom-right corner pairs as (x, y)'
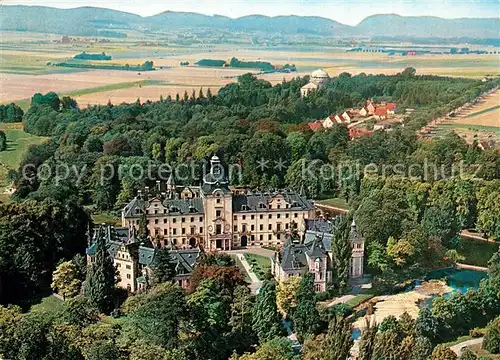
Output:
(216, 224), (222, 234)
(234, 215), (237, 220)
(181, 217), (185, 223)
(182, 228), (186, 235)
(216, 198), (221, 204)
(127, 274), (131, 279)
(173, 229), (177, 235)
(268, 234), (272, 240)
(173, 218), (177, 223)
(163, 218), (167, 223)
(126, 265), (131, 270)
(234, 225), (238, 232)
(260, 224), (263, 231)
(269, 214), (272, 219)
(251, 225), (255, 231)
(164, 229), (168, 235)
(155, 219), (159, 224)
(216, 210), (221, 217)
(268, 224), (272, 230)
(190, 217), (194, 222)
(259, 214), (263, 219)
(277, 214), (281, 219)
(251, 215), (254, 220)
(200, 227), (203, 233)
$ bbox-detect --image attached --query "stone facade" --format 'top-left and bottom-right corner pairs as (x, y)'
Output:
(272, 218), (365, 292)
(86, 225), (200, 292)
(301, 69), (329, 97)
(122, 156), (316, 251)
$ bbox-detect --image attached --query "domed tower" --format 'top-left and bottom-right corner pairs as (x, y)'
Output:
(201, 155), (233, 251)
(310, 69), (330, 87)
(301, 69), (330, 97)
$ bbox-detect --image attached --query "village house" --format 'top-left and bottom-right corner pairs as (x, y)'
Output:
(359, 106), (369, 117)
(122, 155), (316, 251)
(323, 115), (336, 128)
(349, 128), (373, 139)
(307, 119), (324, 131)
(366, 100), (376, 115)
(272, 218), (365, 292)
(374, 107), (388, 120)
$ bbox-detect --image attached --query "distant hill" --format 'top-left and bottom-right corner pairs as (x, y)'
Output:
(357, 14), (500, 39)
(0, 5), (497, 39)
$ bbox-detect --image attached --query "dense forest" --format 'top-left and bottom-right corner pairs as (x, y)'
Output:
(73, 52), (113, 60)
(53, 60), (154, 71)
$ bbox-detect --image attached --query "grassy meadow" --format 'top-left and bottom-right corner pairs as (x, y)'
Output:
(0, 123), (48, 202)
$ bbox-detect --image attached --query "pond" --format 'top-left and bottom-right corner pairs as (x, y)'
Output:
(425, 268), (487, 293)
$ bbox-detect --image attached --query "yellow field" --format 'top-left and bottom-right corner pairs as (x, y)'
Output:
(452, 91), (500, 127)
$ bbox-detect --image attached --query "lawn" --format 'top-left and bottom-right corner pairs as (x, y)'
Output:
(316, 197), (349, 210)
(244, 253), (272, 280)
(91, 211), (122, 226)
(230, 254), (252, 283)
(345, 293), (374, 309)
(0, 123), (48, 198)
(457, 236), (499, 267)
(29, 294), (65, 314)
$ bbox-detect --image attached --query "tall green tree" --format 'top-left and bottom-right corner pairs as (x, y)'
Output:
(229, 286), (257, 354)
(293, 273), (320, 341)
(128, 283), (186, 348)
(84, 228), (117, 314)
(358, 318), (378, 360)
(0, 130), (6, 151)
(252, 281), (285, 343)
(325, 315), (353, 360)
(151, 247), (176, 284)
(330, 215), (353, 294)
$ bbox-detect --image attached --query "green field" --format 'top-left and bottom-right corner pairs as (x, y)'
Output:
(244, 253), (272, 280)
(437, 123), (500, 134)
(0, 123), (48, 202)
(458, 236), (499, 267)
(316, 197), (350, 210)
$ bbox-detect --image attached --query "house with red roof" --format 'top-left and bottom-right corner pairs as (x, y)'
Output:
(307, 120), (324, 131)
(374, 107), (388, 120)
(385, 103), (396, 114)
(349, 128), (373, 139)
(323, 115), (336, 128)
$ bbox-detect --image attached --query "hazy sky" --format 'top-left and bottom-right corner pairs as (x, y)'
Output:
(3, 0), (499, 25)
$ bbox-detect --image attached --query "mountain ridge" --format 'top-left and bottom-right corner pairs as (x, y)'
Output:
(0, 5), (498, 38)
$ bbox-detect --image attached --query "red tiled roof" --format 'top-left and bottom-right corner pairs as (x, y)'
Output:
(349, 128), (373, 139)
(308, 120), (324, 131)
(385, 103), (396, 111)
(375, 107), (388, 116)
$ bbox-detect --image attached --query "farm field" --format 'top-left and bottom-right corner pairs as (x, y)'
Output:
(1, 33), (499, 106)
(432, 89), (500, 144)
(0, 123), (48, 203)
